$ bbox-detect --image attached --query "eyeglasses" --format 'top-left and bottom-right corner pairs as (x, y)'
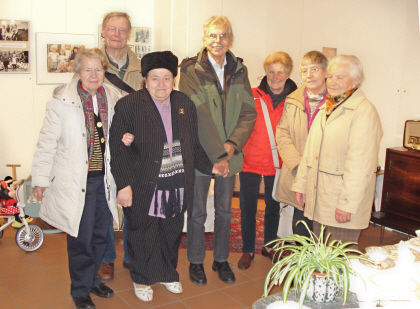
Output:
(106, 27), (128, 35)
(207, 33), (229, 41)
(301, 68), (320, 75)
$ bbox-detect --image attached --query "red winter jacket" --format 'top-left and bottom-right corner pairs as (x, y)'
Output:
(242, 78), (296, 175)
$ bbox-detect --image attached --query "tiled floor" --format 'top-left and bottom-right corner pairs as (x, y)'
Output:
(0, 198), (411, 309)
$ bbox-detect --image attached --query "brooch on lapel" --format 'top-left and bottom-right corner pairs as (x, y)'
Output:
(179, 108), (184, 114)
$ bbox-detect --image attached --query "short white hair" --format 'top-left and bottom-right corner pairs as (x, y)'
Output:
(328, 54), (364, 86)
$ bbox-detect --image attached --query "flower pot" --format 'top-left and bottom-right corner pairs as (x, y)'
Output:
(306, 272), (339, 303)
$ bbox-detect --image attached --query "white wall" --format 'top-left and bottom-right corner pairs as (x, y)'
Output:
(0, 0), (154, 179)
(1, 0), (420, 183)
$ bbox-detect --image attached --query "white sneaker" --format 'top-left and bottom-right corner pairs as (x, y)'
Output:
(133, 283), (153, 302)
(159, 282), (183, 293)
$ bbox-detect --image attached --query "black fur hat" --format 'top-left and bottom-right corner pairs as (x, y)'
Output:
(141, 51), (178, 77)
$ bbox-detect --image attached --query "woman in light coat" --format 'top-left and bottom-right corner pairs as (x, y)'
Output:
(32, 48), (127, 309)
(275, 51), (328, 238)
(292, 55), (383, 245)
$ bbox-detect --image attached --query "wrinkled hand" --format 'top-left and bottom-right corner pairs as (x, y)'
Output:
(122, 133), (134, 146)
(117, 185), (132, 207)
(34, 186), (46, 201)
(224, 143), (235, 160)
(335, 208), (351, 223)
(294, 192), (306, 208)
(213, 159), (229, 178)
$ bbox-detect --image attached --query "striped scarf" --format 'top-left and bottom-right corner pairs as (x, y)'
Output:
(154, 107), (185, 218)
(77, 80), (108, 165)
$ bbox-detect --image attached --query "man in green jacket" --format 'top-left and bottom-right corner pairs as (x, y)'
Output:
(179, 15), (256, 285)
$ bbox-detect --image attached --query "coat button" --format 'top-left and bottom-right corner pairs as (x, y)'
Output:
(82, 189), (85, 192)
(314, 186), (316, 190)
(86, 161), (88, 164)
(83, 134), (85, 137)
(336, 168), (339, 171)
(315, 157), (318, 160)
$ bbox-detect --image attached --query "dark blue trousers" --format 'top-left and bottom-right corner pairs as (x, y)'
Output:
(67, 175), (111, 297)
(239, 172), (280, 252)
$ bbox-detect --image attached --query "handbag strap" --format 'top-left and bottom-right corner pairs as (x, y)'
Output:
(259, 97), (280, 168)
(105, 71), (135, 94)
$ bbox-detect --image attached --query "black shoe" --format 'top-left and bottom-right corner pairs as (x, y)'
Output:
(72, 296), (95, 309)
(189, 263), (207, 285)
(91, 283), (114, 298)
(123, 260), (131, 270)
(212, 260), (236, 283)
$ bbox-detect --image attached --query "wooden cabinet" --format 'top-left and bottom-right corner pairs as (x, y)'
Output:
(371, 147), (420, 238)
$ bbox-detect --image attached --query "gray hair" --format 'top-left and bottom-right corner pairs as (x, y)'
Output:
(102, 11), (132, 33)
(202, 16), (234, 45)
(300, 51), (328, 71)
(73, 48), (108, 73)
(328, 54), (364, 86)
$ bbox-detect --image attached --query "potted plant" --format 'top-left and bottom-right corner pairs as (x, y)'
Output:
(264, 221), (370, 309)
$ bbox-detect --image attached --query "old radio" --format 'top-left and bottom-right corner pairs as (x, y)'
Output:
(403, 120), (420, 150)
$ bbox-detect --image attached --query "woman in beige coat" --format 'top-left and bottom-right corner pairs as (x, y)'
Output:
(292, 55), (382, 244)
(275, 51), (328, 238)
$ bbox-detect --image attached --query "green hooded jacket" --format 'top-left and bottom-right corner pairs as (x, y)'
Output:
(179, 47), (256, 176)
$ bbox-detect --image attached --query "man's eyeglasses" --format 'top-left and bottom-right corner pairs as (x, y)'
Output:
(106, 27), (128, 35)
(207, 33), (229, 41)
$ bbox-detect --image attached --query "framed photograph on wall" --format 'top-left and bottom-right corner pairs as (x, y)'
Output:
(36, 32), (95, 84)
(98, 25), (152, 59)
(0, 19), (30, 73)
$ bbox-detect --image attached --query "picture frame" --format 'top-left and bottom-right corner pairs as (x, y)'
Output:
(98, 25), (151, 59)
(35, 32), (95, 84)
(0, 19), (30, 74)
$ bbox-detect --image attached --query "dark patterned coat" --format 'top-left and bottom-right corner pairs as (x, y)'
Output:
(109, 88), (213, 228)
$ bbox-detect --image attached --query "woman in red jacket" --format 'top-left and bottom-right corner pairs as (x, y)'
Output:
(238, 52), (296, 269)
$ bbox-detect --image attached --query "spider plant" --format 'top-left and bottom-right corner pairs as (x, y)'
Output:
(264, 221), (371, 309)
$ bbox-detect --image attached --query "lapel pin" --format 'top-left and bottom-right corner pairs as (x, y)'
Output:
(179, 108), (184, 114)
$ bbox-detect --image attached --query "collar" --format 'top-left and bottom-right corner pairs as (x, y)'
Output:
(106, 49), (128, 68)
(207, 53), (227, 70)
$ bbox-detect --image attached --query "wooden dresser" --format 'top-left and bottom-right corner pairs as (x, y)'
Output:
(371, 147), (420, 242)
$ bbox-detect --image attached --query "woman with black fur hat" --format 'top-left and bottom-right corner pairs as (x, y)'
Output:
(109, 51), (227, 302)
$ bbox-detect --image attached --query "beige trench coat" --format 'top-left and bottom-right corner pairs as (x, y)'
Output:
(291, 88), (383, 229)
(274, 86), (308, 210)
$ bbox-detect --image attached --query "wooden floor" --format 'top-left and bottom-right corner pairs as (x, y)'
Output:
(0, 197), (410, 309)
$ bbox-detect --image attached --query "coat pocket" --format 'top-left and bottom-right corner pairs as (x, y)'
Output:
(317, 170), (343, 200)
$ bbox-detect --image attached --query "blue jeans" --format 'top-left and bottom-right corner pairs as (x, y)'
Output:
(187, 175), (235, 263)
(102, 216), (130, 263)
(239, 172), (280, 252)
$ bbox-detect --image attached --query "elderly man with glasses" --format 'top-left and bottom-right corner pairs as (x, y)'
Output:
(97, 11), (143, 282)
(179, 15), (256, 285)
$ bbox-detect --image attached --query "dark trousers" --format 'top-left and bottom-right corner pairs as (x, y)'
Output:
(239, 172), (280, 252)
(67, 175), (111, 297)
(127, 213), (184, 285)
(292, 208), (313, 238)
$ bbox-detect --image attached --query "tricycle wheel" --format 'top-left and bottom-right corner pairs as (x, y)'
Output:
(15, 224), (44, 252)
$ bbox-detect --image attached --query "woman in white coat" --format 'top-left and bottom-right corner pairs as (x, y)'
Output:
(32, 48), (127, 309)
(292, 55), (382, 246)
